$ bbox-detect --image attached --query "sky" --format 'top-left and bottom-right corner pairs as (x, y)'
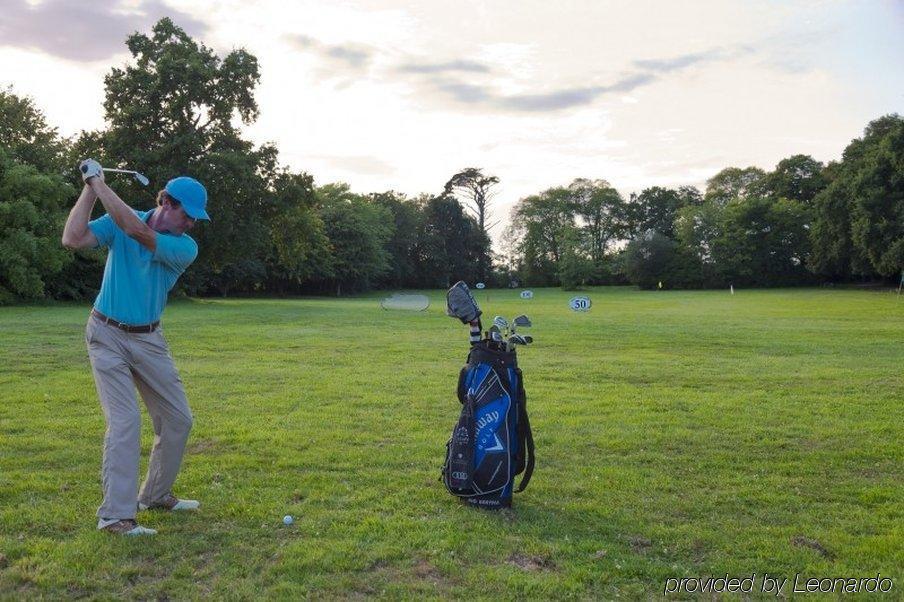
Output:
(1, 0), (902, 239)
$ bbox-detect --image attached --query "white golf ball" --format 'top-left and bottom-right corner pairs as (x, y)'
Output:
(283, 515), (293, 525)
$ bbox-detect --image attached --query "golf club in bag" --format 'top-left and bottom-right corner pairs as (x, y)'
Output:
(443, 281), (535, 509)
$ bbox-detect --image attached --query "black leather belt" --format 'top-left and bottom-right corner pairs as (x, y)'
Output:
(91, 309), (160, 333)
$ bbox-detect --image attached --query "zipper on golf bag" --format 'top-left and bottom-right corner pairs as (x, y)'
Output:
(442, 340), (535, 508)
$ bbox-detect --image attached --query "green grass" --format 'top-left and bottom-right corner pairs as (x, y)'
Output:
(1, 287), (902, 599)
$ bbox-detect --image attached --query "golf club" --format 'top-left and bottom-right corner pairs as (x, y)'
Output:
(103, 168), (150, 186)
(493, 316), (509, 339)
(506, 333), (532, 352)
(512, 314), (532, 329)
(510, 314), (531, 338)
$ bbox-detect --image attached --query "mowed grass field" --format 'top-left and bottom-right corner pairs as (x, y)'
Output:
(0, 287), (901, 599)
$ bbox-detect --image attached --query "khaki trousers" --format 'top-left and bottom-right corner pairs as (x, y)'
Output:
(86, 315), (193, 520)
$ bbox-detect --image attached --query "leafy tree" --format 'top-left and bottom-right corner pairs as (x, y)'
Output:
(370, 191), (420, 288)
(704, 166), (767, 206)
(808, 175), (856, 278)
(102, 18), (261, 176)
(810, 114), (904, 280)
(567, 178), (625, 262)
(264, 170), (331, 292)
(677, 185), (703, 207)
(0, 150), (73, 302)
(762, 154), (826, 203)
(557, 226), (595, 290)
(316, 183), (393, 294)
(712, 196), (812, 285)
(849, 118), (904, 277)
(627, 186), (685, 238)
(0, 87), (67, 173)
(443, 167), (497, 280)
(86, 17), (276, 295)
(508, 187), (576, 285)
(675, 200), (723, 269)
(624, 231), (684, 289)
(413, 195), (488, 288)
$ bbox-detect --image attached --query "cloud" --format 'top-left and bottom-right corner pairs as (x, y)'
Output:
(325, 46), (371, 69)
(397, 60), (491, 74)
(428, 72), (656, 112)
(0, 0), (207, 62)
(633, 49), (724, 72)
(414, 47), (738, 112)
(316, 155), (396, 176)
(290, 36), (743, 113)
(285, 34), (373, 70)
(433, 81), (492, 104)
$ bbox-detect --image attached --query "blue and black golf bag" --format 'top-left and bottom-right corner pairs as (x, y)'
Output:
(442, 339), (535, 509)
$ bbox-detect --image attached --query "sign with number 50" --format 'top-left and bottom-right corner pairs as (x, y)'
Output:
(569, 296), (591, 312)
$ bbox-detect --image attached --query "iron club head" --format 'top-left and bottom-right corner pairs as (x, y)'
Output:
(102, 168), (150, 187)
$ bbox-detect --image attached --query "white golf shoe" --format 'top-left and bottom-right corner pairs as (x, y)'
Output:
(138, 493), (200, 512)
(99, 519), (157, 536)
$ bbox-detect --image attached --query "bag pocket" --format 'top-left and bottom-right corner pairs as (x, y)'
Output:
(456, 365), (469, 404)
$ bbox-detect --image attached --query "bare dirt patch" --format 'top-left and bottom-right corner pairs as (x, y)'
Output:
(507, 553), (556, 571)
(791, 536), (832, 558)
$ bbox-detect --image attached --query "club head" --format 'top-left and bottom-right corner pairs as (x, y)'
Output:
(509, 334), (531, 347)
(513, 314), (532, 328)
(492, 315), (508, 330)
(133, 172), (149, 186)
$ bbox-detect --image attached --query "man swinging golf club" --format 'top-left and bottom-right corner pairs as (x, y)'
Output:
(62, 159), (209, 536)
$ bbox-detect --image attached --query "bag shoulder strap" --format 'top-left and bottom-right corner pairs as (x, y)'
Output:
(515, 369), (535, 493)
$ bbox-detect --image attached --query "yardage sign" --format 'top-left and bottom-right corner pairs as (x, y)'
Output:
(520, 290), (533, 299)
(569, 296), (591, 312)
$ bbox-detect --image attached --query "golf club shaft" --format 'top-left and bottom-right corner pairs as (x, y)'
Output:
(469, 321), (481, 345)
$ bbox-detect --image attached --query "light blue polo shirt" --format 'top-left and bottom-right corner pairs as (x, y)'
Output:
(88, 209), (198, 325)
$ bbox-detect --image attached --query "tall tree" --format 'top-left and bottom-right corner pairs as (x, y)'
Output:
(264, 170), (331, 292)
(567, 178), (625, 262)
(508, 187), (576, 285)
(626, 186), (686, 238)
(675, 199), (725, 279)
(0, 88), (68, 174)
(556, 226), (595, 290)
(316, 183), (393, 295)
(413, 195), (488, 288)
(0, 149), (73, 302)
(90, 18), (277, 295)
(623, 231), (682, 289)
(810, 114), (904, 280)
(849, 116), (904, 277)
(762, 154), (827, 203)
(808, 168), (856, 278)
(712, 196), (812, 285)
(704, 166), (767, 206)
(443, 167), (498, 280)
(370, 191), (420, 288)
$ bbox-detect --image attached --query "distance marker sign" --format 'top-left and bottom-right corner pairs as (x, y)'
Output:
(569, 296), (591, 312)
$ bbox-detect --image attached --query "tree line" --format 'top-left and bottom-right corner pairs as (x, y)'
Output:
(1, 19), (901, 304)
(506, 123), (902, 290)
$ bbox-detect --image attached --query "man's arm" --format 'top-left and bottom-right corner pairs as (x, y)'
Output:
(88, 178), (157, 252)
(61, 185), (99, 250)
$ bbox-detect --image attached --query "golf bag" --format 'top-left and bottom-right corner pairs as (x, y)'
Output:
(442, 340), (535, 509)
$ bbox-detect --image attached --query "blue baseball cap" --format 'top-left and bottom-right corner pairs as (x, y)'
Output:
(165, 177), (210, 221)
